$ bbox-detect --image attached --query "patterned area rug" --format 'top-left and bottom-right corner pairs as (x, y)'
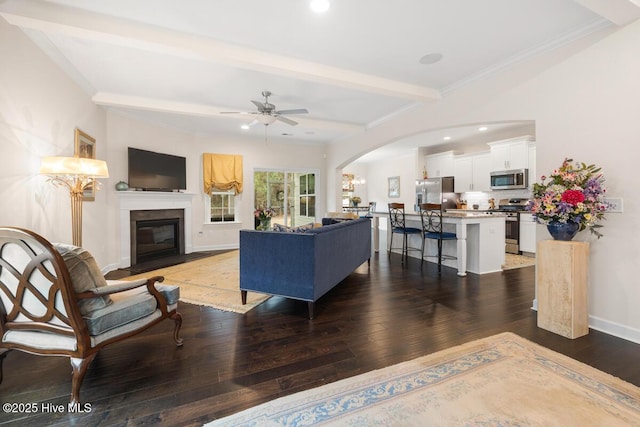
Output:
(127, 250), (268, 314)
(206, 332), (640, 426)
(502, 253), (536, 270)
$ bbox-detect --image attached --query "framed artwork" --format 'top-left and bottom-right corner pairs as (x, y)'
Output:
(75, 128), (96, 201)
(388, 176), (400, 198)
(342, 173), (354, 192)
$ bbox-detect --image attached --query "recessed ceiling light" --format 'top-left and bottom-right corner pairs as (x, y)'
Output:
(241, 124), (250, 130)
(419, 53), (443, 65)
(478, 126), (488, 132)
(310, 0), (330, 13)
(443, 136), (451, 141)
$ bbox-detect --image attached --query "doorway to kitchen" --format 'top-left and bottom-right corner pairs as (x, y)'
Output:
(254, 170), (316, 228)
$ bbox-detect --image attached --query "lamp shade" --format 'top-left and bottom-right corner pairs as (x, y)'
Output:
(40, 156), (109, 178)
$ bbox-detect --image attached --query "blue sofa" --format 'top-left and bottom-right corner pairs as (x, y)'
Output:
(240, 218), (371, 319)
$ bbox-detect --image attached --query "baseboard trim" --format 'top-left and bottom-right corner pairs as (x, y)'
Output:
(192, 244), (239, 252)
(531, 298), (640, 345)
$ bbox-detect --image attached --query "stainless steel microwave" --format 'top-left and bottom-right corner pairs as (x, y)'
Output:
(490, 169), (528, 190)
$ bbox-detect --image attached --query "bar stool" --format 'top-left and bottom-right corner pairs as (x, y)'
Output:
(419, 203), (457, 272)
(388, 203), (422, 263)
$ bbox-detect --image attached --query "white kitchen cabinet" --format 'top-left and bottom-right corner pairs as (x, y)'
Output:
(488, 136), (534, 171)
(454, 152), (490, 192)
(454, 155), (472, 192)
(425, 151), (455, 178)
(519, 212), (537, 254)
(472, 152), (491, 191)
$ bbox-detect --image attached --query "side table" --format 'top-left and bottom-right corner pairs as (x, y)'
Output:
(536, 240), (590, 339)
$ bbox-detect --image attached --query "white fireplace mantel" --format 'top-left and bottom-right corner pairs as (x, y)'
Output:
(117, 191), (195, 267)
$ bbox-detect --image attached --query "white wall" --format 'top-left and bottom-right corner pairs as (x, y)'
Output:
(364, 152), (417, 213)
(0, 17), (109, 264)
(326, 21), (640, 342)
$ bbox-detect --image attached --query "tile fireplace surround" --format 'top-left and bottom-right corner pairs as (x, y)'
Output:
(117, 191), (195, 268)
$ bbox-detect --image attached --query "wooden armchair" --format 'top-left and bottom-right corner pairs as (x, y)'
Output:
(0, 227), (183, 404)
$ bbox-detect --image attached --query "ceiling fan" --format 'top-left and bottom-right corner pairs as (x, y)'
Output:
(221, 91), (308, 126)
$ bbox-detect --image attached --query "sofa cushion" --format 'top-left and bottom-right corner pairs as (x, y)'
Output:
(54, 243), (112, 315)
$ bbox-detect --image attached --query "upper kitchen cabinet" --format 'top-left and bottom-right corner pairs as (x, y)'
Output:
(454, 152), (491, 192)
(488, 136), (535, 171)
(425, 151), (455, 178)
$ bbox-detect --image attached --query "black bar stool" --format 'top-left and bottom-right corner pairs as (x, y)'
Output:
(388, 203), (422, 263)
(419, 203), (457, 272)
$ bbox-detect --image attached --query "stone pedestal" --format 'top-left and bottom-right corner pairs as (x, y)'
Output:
(536, 240), (590, 339)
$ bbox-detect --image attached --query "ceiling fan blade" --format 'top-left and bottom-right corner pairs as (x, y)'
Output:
(276, 116), (298, 126)
(220, 111), (245, 114)
(251, 100), (265, 110)
(276, 108), (308, 115)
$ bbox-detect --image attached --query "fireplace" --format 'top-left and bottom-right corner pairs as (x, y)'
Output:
(118, 191), (194, 268)
(130, 209), (185, 266)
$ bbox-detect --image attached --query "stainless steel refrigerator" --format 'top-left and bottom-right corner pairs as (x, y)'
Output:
(415, 177), (457, 211)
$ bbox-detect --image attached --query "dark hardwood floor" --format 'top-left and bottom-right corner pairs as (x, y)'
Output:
(2, 251), (640, 426)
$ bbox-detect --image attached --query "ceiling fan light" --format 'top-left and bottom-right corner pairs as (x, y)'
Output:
(255, 115), (277, 125)
(310, 0), (330, 13)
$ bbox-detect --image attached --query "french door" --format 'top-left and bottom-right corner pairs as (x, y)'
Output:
(254, 170), (316, 227)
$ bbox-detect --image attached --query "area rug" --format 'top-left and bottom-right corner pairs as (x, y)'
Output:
(127, 251), (269, 314)
(205, 332), (640, 426)
(502, 253), (536, 270)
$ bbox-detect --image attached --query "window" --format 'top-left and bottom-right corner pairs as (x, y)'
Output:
(299, 174), (316, 217)
(209, 190), (236, 223)
(254, 170), (317, 228)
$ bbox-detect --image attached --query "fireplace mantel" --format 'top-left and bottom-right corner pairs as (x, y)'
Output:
(117, 191), (195, 267)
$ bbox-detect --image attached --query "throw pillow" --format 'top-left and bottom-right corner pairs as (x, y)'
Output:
(54, 243), (112, 315)
(272, 222), (315, 233)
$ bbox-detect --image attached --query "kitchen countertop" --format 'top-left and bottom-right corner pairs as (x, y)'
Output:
(372, 210), (506, 218)
(443, 210), (506, 218)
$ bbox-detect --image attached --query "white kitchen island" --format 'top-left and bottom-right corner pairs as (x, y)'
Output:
(371, 211), (506, 276)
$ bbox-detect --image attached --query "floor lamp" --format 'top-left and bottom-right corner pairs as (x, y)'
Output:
(40, 156), (109, 247)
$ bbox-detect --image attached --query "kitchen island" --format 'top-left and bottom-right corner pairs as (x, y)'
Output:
(371, 210), (506, 276)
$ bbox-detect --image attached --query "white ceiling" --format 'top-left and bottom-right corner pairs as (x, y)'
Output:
(2, 0), (639, 151)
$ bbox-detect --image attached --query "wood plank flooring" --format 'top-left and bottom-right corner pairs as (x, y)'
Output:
(2, 252), (639, 426)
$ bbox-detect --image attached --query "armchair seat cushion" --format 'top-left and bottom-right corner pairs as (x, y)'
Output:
(82, 283), (179, 335)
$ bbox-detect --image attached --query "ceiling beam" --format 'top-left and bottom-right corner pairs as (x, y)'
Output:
(574, 0), (640, 26)
(91, 92), (364, 134)
(0, 0), (441, 102)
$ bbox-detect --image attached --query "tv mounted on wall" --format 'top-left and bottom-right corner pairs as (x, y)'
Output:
(128, 147), (186, 191)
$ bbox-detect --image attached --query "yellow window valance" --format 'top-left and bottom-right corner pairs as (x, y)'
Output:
(202, 153), (243, 195)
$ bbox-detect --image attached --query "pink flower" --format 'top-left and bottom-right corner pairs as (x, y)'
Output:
(561, 189), (585, 205)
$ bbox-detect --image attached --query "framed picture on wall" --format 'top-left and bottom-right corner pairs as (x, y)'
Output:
(74, 128), (96, 201)
(342, 173), (355, 192)
(388, 176), (400, 198)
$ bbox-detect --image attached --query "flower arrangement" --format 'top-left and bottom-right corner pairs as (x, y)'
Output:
(254, 207), (275, 220)
(526, 158), (609, 238)
(350, 196), (362, 205)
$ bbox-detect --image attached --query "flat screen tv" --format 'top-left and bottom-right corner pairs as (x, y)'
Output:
(128, 147), (186, 191)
